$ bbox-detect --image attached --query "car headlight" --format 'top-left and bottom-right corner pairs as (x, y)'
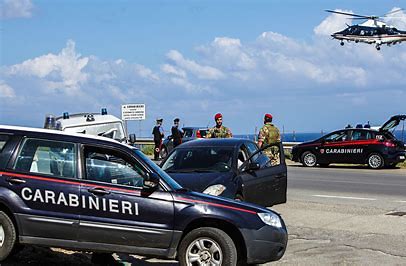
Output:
(257, 212), (282, 228)
(203, 184), (226, 196)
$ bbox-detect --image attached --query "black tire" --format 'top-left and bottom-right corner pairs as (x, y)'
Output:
(0, 211), (17, 261)
(367, 153), (384, 169)
(178, 227), (237, 266)
(301, 151), (317, 167)
(319, 163), (329, 167)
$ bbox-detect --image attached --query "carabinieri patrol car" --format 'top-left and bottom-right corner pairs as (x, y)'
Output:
(292, 115), (406, 169)
(0, 125), (287, 265)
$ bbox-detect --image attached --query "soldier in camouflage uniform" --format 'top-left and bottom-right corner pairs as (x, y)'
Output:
(258, 114), (281, 165)
(206, 113), (233, 138)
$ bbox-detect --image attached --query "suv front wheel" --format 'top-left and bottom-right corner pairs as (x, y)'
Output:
(178, 227), (237, 266)
(0, 211), (17, 261)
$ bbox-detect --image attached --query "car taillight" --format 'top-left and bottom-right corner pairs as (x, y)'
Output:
(384, 141), (396, 147)
(196, 130), (202, 138)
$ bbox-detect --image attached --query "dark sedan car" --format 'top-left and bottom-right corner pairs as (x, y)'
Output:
(292, 115), (406, 169)
(160, 127), (208, 158)
(161, 138), (287, 207)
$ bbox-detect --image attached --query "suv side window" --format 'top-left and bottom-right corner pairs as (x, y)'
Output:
(183, 129), (193, 138)
(84, 147), (146, 188)
(13, 138), (76, 178)
(0, 135), (10, 152)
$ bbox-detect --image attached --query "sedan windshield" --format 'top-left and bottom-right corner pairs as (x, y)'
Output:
(162, 147), (234, 173)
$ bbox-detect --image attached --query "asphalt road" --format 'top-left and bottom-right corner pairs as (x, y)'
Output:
(286, 164), (406, 210)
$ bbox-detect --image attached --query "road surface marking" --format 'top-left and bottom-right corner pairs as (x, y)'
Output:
(312, 194), (377, 201)
(394, 200), (406, 203)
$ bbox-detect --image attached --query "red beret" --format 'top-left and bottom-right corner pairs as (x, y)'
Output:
(265, 113), (273, 119)
(214, 113), (223, 120)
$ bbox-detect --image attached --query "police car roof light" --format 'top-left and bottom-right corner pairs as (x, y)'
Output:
(356, 124), (363, 128)
(44, 114), (56, 130)
(101, 108), (108, 115)
(63, 112), (70, 119)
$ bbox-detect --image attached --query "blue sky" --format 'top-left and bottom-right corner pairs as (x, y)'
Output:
(1, 0), (406, 136)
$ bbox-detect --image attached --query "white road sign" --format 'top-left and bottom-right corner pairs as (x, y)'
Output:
(121, 104), (146, 121)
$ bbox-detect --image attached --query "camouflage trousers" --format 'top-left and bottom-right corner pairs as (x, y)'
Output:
(263, 146), (280, 166)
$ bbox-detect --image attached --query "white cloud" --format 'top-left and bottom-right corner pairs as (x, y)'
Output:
(161, 64), (187, 78)
(197, 37), (256, 71)
(8, 40), (89, 94)
(0, 0), (33, 19)
(314, 9), (353, 36)
(0, 81), (15, 98)
(166, 50), (225, 80)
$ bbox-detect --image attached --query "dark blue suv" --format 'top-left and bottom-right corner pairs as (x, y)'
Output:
(0, 125), (287, 265)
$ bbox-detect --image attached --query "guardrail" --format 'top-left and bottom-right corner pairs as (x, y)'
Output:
(134, 138), (301, 150)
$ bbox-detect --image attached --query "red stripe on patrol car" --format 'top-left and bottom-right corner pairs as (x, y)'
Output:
(177, 197), (257, 215)
(0, 171), (140, 195)
(324, 140), (380, 147)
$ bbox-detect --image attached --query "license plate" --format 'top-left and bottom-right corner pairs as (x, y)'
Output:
(400, 156), (405, 160)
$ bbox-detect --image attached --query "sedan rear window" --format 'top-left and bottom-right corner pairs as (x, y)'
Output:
(162, 147), (234, 173)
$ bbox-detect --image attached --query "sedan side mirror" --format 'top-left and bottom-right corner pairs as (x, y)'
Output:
(143, 173), (160, 189)
(129, 134), (136, 144)
(247, 162), (260, 171)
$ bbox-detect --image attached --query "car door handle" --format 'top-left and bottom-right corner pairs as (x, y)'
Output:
(88, 187), (111, 195)
(6, 177), (26, 185)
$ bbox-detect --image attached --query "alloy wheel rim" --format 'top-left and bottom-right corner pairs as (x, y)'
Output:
(0, 225), (5, 247)
(369, 155), (381, 168)
(186, 237), (223, 266)
(304, 154), (316, 166)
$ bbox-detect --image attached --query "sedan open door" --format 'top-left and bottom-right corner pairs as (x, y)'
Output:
(237, 143), (287, 207)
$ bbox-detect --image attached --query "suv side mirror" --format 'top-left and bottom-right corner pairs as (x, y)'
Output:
(129, 134), (136, 144)
(144, 173), (160, 189)
(247, 162), (260, 171)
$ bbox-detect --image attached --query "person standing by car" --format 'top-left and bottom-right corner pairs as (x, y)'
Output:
(206, 113), (232, 138)
(152, 118), (164, 160)
(171, 118), (183, 148)
(258, 114), (281, 165)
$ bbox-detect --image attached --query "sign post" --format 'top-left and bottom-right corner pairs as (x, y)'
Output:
(121, 104), (146, 137)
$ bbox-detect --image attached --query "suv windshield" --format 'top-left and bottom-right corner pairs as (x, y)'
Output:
(64, 122), (126, 141)
(162, 147), (234, 173)
(133, 149), (182, 190)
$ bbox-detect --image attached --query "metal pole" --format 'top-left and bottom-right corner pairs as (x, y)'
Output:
(139, 120), (141, 138)
(125, 120), (128, 138)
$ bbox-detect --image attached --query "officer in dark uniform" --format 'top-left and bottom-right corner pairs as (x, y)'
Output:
(171, 118), (183, 148)
(152, 118), (164, 160)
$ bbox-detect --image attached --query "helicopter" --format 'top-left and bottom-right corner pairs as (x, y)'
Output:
(326, 9), (406, 50)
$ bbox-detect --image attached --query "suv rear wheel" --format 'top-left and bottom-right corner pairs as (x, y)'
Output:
(0, 211), (17, 261)
(367, 153), (384, 169)
(301, 151), (317, 167)
(178, 227), (237, 266)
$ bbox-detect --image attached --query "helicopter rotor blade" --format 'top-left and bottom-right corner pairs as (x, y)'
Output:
(325, 10), (372, 19)
(382, 8), (404, 17)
